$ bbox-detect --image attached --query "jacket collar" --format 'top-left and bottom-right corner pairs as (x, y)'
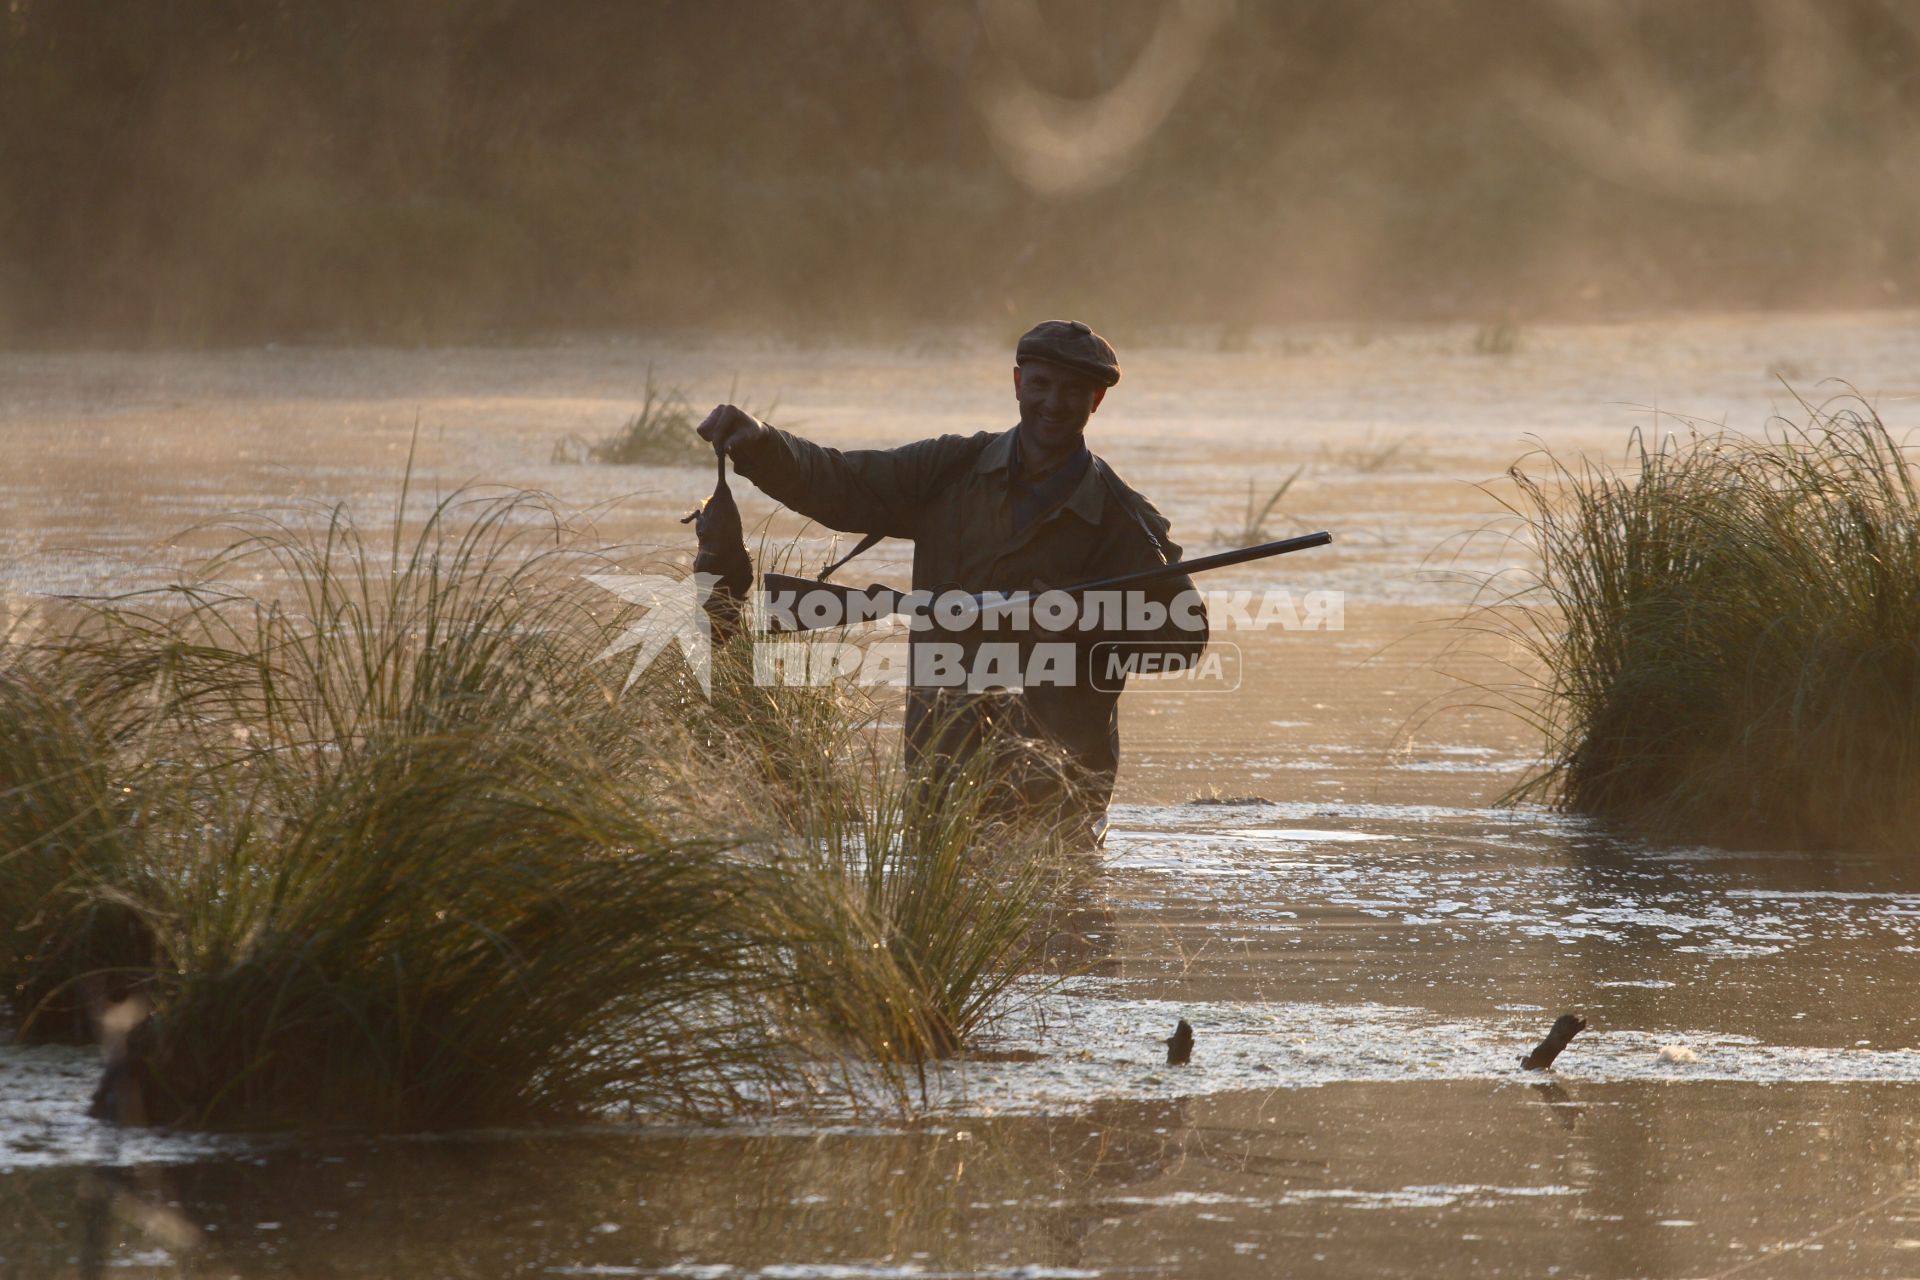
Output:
(976, 426), (1106, 526)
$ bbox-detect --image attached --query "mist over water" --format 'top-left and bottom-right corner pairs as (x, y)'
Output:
(3, 1), (1917, 344)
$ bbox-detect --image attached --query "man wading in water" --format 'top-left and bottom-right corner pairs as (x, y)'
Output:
(698, 320), (1207, 841)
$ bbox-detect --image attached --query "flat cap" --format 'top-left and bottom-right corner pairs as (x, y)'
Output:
(1016, 319), (1121, 387)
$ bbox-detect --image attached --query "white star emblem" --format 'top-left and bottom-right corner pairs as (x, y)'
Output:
(585, 572), (729, 695)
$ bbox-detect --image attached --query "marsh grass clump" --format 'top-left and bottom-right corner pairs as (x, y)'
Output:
(643, 641), (1078, 1094)
(764, 734), (1078, 1076)
(1472, 320), (1522, 355)
(1321, 429), (1426, 474)
(552, 370), (776, 468)
(551, 369), (709, 466)
(0, 487), (774, 1125)
(0, 657), (159, 1043)
(1487, 395), (1920, 851)
(1218, 469), (1304, 545)
(1, 483), (1070, 1126)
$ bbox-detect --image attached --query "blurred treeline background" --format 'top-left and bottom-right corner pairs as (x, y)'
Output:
(2, 0), (1915, 345)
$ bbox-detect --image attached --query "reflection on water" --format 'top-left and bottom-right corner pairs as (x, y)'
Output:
(8, 802), (1920, 1277)
(6, 1082), (1920, 1278)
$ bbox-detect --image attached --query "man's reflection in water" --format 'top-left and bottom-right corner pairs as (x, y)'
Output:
(72, 983), (202, 1275)
(75, 1164), (201, 1279)
(76, 1167), (113, 1279)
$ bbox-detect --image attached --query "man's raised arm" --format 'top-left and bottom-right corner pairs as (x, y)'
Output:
(697, 404), (978, 539)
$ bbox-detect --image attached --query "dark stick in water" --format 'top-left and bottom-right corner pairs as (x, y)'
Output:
(680, 444), (754, 642)
(1520, 1013), (1587, 1070)
(1166, 1018), (1194, 1066)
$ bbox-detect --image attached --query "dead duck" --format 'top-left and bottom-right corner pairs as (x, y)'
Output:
(680, 443), (754, 640)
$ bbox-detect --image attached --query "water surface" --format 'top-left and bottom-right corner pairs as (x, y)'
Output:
(5, 314), (1920, 1277)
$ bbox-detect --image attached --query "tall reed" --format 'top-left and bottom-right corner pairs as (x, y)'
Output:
(1486, 395), (1920, 851)
(2, 488), (774, 1124)
(1, 483), (1071, 1125)
(0, 653), (158, 1042)
(759, 721), (1078, 1076)
(644, 633), (1080, 1097)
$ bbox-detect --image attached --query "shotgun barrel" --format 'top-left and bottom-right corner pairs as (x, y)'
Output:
(757, 530), (1332, 635)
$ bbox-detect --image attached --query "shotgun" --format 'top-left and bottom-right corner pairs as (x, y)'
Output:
(758, 530), (1332, 635)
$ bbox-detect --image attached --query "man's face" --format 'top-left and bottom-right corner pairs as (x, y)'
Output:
(1013, 359), (1106, 455)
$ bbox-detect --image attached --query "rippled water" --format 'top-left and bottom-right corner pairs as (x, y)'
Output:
(11, 800), (1920, 1277)
(6, 315), (1920, 1277)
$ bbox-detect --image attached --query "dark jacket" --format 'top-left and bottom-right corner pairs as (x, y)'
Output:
(733, 422), (1207, 809)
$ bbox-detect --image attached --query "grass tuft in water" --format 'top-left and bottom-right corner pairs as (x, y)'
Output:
(2, 489), (776, 1125)
(553, 369), (707, 465)
(645, 636), (1078, 1097)
(0, 655), (159, 1043)
(552, 369), (774, 467)
(1485, 393), (1920, 851)
(1321, 429), (1425, 473)
(767, 731), (1077, 1078)
(1472, 320), (1521, 355)
(0, 482), (1068, 1126)
(1219, 469), (1304, 545)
